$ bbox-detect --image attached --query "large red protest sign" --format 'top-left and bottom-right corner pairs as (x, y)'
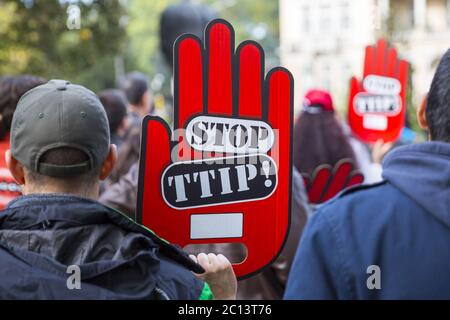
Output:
(136, 19), (293, 279)
(348, 39), (409, 143)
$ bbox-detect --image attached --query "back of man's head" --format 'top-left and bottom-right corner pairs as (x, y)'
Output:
(8, 80), (115, 198)
(121, 72), (149, 106)
(426, 50), (450, 142)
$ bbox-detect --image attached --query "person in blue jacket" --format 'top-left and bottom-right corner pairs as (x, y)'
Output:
(284, 50), (450, 299)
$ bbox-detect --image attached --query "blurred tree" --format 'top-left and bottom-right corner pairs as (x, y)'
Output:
(201, 0), (280, 67)
(0, 1), (40, 75)
(0, 0), (127, 92)
(124, 0), (176, 103)
(124, 0), (279, 96)
(0, 0), (279, 91)
(125, 0), (279, 73)
(124, 0), (279, 122)
(125, 0), (174, 76)
(384, 10), (421, 134)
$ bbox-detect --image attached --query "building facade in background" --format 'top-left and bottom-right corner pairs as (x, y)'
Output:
(280, 0), (450, 113)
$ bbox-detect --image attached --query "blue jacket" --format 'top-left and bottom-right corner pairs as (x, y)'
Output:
(284, 142), (450, 299)
(0, 194), (212, 299)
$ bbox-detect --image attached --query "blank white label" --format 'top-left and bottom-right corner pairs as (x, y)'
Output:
(190, 213), (243, 239)
(363, 114), (388, 131)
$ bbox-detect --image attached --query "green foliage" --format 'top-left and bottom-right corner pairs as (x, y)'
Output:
(124, 0), (280, 96)
(0, 0), (279, 93)
(200, 0), (279, 67)
(125, 0), (174, 76)
(0, 0), (127, 92)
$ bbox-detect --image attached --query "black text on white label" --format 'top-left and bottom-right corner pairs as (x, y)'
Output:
(354, 93), (401, 116)
(185, 116), (275, 154)
(161, 154), (277, 209)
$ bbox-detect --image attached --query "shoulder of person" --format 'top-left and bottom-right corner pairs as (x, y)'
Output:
(105, 206), (209, 299)
(320, 180), (388, 206)
(311, 180), (391, 222)
(338, 180), (388, 198)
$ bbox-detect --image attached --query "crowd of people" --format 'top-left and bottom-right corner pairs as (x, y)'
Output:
(0, 46), (448, 299)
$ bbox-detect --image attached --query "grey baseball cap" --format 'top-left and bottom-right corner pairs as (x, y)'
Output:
(10, 79), (110, 177)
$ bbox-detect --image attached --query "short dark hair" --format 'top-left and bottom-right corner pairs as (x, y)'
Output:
(426, 49), (450, 142)
(26, 147), (100, 186)
(40, 147), (90, 167)
(0, 75), (46, 139)
(98, 89), (128, 135)
(120, 72), (149, 105)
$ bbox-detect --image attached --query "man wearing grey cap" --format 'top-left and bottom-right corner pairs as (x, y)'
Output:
(0, 80), (236, 300)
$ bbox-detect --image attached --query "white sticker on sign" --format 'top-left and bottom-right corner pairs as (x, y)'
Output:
(363, 75), (401, 95)
(363, 114), (388, 131)
(185, 115), (275, 154)
(190, 213), (243, 239)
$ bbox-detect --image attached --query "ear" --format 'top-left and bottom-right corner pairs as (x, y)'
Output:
(5, 150), (25, 185)
(99, 144), (118, 181)
(417, 96), (429, 130)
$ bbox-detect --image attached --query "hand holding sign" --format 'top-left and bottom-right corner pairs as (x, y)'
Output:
(348, 39), (409, 143)
(137, 20), (293, 278)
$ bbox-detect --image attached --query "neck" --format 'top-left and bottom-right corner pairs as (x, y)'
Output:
(22, 183), (99, 200)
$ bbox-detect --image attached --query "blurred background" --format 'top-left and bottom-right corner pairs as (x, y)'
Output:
(1, 0), (449, 129)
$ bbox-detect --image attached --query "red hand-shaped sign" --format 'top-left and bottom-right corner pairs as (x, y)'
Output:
(348, 39), (409, 143)
(303, 160), (364, 204)
(136, 19), (293, 279)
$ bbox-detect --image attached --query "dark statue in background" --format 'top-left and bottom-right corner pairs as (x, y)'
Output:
(160, 0), (216, 67)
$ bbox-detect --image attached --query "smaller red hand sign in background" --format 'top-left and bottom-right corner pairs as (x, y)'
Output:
(348, 39), (409, 143)
(136, 20), (294, 279)
(0, 139), (21, 209)
(302, 159), (364, 204)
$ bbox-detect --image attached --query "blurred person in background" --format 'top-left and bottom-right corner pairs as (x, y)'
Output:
(98, 89), (129, 151)
(293, 89), (358, 178)
(0, 75), (46, 209)
(344, 125), (393, 184)
(0, 80), (237, 299)
(295, 89), (391, 185)
(120, 71), (153, 131)
(105, 72), (154, 186)
(100, 161), (138, 218)
(284, 50), (450, 299)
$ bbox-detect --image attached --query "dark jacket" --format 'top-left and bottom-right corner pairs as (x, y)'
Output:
(0, 194), (212, 300)
(284, 142), (450, 299)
